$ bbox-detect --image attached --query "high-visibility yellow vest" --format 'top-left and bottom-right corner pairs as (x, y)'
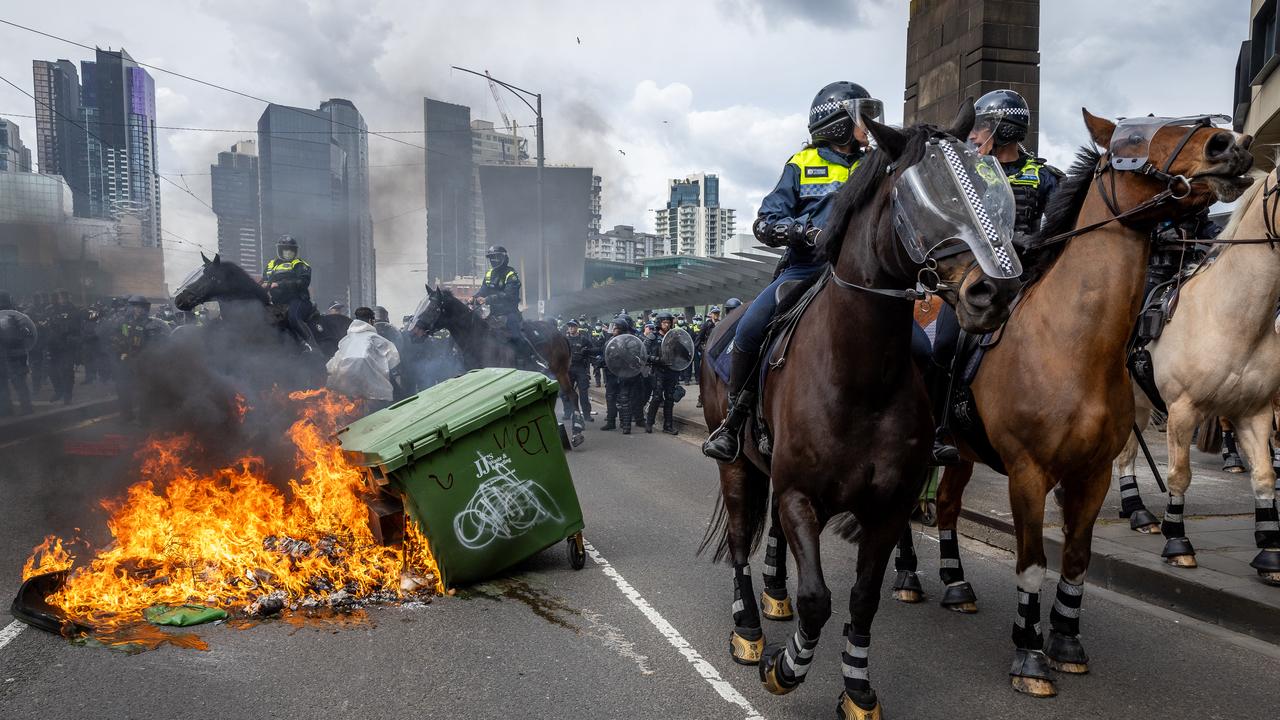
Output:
(789, 148), (860, 199)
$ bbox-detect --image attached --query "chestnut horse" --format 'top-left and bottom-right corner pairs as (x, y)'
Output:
(1112, 168), (1280, 585)
(699, 104), (1022, 719)
(893, 111), (1254, 697)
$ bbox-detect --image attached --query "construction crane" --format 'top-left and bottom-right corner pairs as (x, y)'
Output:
(485, 70), (521, 164)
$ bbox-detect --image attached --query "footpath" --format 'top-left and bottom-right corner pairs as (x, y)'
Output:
(587, 381), (1280, 644)
(0, 373), (117, 446)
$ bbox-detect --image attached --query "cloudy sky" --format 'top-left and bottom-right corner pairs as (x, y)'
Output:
(0, 0), (1249, 310)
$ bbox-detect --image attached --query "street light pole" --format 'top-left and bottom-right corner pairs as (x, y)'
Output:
(450, 65), (548, 313)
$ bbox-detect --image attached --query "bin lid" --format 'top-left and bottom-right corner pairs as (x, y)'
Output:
(337, 368), (559, 472)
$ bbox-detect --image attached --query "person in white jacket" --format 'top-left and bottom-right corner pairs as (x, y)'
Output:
(326, 310), (400, 412)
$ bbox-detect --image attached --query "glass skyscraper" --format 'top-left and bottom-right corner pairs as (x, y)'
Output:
(258, 100), (374, 308)
(211, 141), (261, 269)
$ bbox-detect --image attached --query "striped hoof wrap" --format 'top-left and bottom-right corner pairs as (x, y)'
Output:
(1045, 631), (1089, 674)
(760, 591), (794, 621)
(730, 630), (765, 665)
(941, 581), (978, 613)
(759, 644), (801, 695)
(836, 692), (882, 720)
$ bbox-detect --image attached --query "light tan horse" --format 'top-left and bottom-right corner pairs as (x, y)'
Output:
(1113, 169), (1280, 585)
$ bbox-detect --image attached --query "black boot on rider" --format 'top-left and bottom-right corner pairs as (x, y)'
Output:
(702, 348), (756, 462)
(929, 362), (960, 466)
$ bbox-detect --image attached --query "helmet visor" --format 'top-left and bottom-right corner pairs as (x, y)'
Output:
(892, 137), (1021, 279)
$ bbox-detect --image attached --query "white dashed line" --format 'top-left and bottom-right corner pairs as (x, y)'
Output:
(0, 620), (26, 652)
(584, 541), (765, 720)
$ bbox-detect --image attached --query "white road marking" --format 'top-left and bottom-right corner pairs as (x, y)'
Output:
(584, 541), (765, 720)
(0, 620), (26, 652)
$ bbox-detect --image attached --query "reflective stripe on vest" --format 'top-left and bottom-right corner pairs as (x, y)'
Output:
(266, 258), (308, 273)
(1008, 157), (1043, 187)
(484, 267), (516, 286)
(789, 148), (858, 199)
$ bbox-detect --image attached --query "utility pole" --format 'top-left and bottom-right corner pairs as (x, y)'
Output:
(451, 66), (547, 311)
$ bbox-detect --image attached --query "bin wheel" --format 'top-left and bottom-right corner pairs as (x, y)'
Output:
(567, 532), (586, 570)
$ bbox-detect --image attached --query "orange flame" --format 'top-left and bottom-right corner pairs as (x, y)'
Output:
(24, 389), (440, 628)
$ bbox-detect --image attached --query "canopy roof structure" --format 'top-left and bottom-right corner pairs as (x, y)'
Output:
(547, 248), (784, 316)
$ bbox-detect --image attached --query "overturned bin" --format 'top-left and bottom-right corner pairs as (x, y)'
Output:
(338, 368), (586, 588)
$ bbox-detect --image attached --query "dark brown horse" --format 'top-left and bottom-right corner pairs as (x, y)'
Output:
(893, 111), (1254, 697)
(411, 285), (583, 446)
(699, 104), (1022, 719)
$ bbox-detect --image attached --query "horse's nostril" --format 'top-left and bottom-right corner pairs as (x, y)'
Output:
(966, 279), (997, 308)
(1205, 133), (1233, 159)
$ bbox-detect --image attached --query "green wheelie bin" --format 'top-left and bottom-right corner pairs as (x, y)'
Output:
(338, 368), (587, 588)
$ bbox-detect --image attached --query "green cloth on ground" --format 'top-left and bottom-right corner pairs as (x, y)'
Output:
(143, 604), (228, 627)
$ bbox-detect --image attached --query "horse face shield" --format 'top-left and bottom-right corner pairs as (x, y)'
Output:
(892, 137), (1022, 280)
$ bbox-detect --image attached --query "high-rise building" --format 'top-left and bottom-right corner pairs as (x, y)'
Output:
(258, 99), (374, 308)
(211, 140), (261, 269)
(904, 0), (1042, 153)
(1234, 1), (1280, 169)
(423, 98), (475, 284)
(589, 174), (602, 235)
(32, 50), (161, 246)
(31, 59), (81, 179)
(653, 173), (736, 257)
(469, 118), (526, 264)
(0, 118), (32, 172)
(587, 224), (665, 263)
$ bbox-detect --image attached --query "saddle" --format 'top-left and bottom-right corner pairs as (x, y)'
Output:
(1127, 261), (1207, 415)
(946, 328), (1009, 475)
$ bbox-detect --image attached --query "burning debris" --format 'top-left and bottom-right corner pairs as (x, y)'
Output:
(20, 389), (441, 639)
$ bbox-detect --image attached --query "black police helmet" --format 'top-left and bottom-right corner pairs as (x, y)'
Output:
(974, 89), (1030, 145)
(565, 318), (579, 327)
(127, 294), (151, 308)
(724, 297), (743, 311)
(808, 81), (872, 146)
(655, 311), (674, 323)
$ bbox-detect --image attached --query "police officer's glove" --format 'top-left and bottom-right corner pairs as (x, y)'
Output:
(753, 218), (789, 248)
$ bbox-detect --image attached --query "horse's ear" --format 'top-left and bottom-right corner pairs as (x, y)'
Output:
(200, 252), (210, 264)
(863, 115), (908, 161)
(946, 97), (976, 140)
(1082, 108), (1116, 149)
(212, 253), (221, 264)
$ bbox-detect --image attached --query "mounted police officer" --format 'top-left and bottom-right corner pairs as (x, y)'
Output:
(703, 81), (882, 461)
(262, 235), (320, 350)
(563, 318), (594, 423)
(474, 245), (543, 367)
(923, 89), (1064, 464)
(645, 311), (680, 435)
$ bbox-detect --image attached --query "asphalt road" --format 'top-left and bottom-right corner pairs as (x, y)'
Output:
(1, 415), (1278, 720)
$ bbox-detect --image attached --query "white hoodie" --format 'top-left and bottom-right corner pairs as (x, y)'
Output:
(325, 320), (401, 401)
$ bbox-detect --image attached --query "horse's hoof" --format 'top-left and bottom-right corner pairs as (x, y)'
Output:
(891, 570), (924, 604)
(1045, 632), (1090, 674)
(1011, 675), (1058, 698)
(1134, 522), (1161, 535)
(760, 591), (794, 621)
(1161, 537), (1197, 567)
(940, 581), (978, 613)
(893, 588), (922, 604)
(1258, 571), (1280, 587)
(1127, 509), (1160, 533)
(1165, 554), (1198, 568)
(1250, 549), (1280, 585)
(730, 630), (765, 665)
(836, 692), (882, 720)
(1009, 649), (1056, 698)
(759, 644), (800, 695)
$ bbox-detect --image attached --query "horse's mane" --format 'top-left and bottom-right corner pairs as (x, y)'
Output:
(1018, 146), (1101, 286)
(1220, 168), (1270, 240)
(820, 126), (934, 264)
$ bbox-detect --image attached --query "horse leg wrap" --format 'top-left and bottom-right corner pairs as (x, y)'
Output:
(1272, 443), (1280, 474)
(891, 534), (923, 602)
(1160, 496), (1187, 540)
(759, 627), (816, 695)
(1010, 590), (1044, 651)
(938, 529), (965, 584)
(841, 625), (872, 695)
(1117, 475), (1159, 530)
(1254, 497), (1280, 549)
(1160, 495), (1197, 563)
(1223, 431), (1245, 471)
(1046, 578), (1089, 672)
(732, 564), (760, 631)
(763, 533), (788, 591)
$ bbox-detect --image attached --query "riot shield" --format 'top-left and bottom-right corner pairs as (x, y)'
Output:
(604, 333), (646, 378)
(660, 327), (695, 371)
(0, 310), (38, 353)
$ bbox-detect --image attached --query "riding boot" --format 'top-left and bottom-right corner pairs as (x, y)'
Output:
(929, 361), (960, 466)
(702, 348), (757, 462)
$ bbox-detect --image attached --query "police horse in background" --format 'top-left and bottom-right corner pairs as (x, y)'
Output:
(700, 103), (1023, 718)
(886, 112), (1254, 697)
(410, 285), (585, 447)
(1111, 166), (1280, 585)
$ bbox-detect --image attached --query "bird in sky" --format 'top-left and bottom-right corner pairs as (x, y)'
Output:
(618, 149), (627, 156)
(576, 36), (581, 45)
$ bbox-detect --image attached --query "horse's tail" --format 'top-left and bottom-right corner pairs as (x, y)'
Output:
(828, 512), (863, 544)
(697, 465), (771, 564)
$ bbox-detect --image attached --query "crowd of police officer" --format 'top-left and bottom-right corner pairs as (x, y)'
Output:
(548, 303), (735, 435)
